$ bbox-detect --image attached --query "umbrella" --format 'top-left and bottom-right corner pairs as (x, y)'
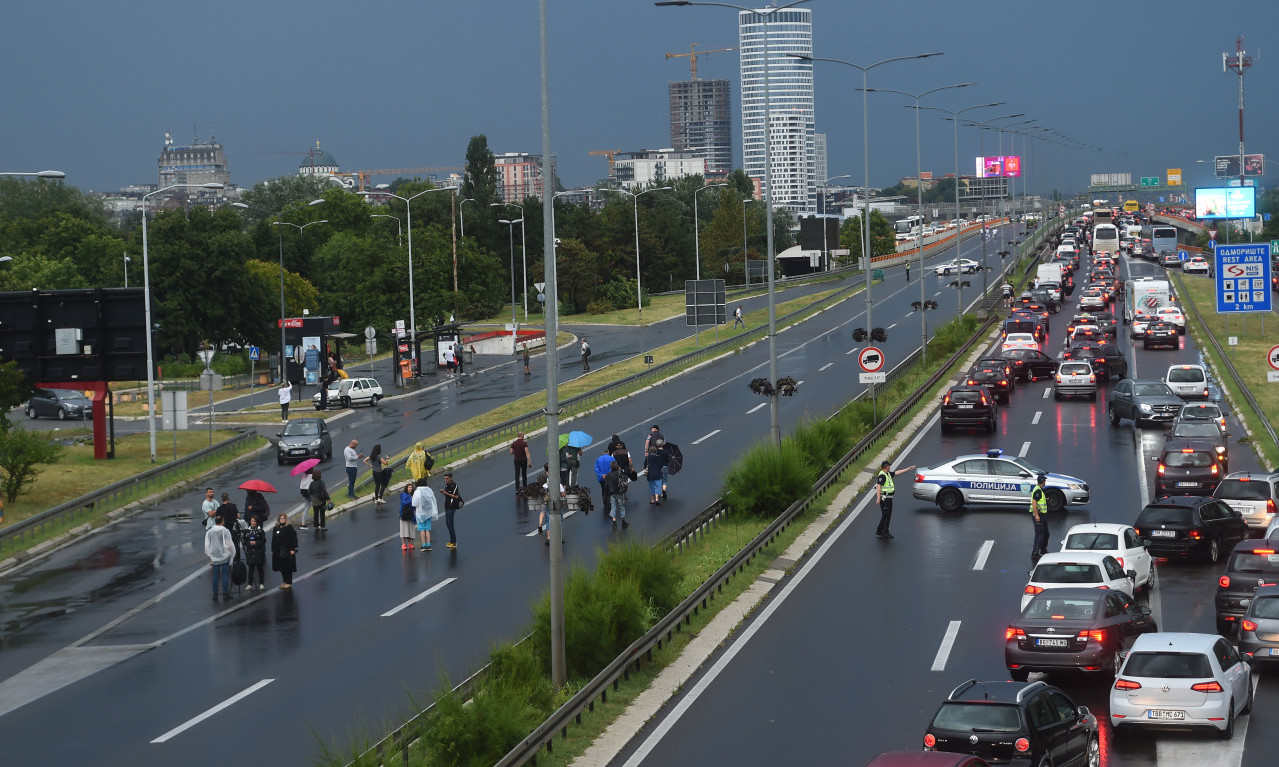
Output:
(238, 479), (278, 493)
(664, 443), (684, 475)
(558, 430), (593, 449)
(290, 458), (320, 477)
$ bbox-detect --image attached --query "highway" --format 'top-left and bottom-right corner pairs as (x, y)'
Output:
(0, 227), (1025, 766)
(612, 252), (1276, 767)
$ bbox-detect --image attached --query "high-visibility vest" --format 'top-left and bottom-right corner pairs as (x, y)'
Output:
(1029, 485), (1046, 514)
(878, 470), (895, 496)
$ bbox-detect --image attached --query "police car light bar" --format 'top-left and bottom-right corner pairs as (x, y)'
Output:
(987, 449), (1004, 458)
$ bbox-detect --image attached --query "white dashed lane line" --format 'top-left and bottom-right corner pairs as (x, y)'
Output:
(931, 621), (962, 671)
(746, 403), (767, 415)
(152, 679), (275, 743)
(381, 577), (459, 617)
(845, 348), (858, 356)
(1041, 387), (1051, 399)
(819, 363), (834, 372)
(973, 540), (994, 571)
(1019, 441), (1031, 458)
(692, 429), (720, 445)
(1032, 410), (1042, 425)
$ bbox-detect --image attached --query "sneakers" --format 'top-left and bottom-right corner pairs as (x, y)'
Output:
(258, 584), (265, 591)
(446, 542), (456, 549)
(621, 519), (629, 529)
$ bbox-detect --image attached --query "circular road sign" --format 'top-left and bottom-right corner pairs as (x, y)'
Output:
(364, 325), (377, 341)
(858, 346), (885, 373)
(1178, 250), (1189, 261)
(1268, 344), (1279, 371)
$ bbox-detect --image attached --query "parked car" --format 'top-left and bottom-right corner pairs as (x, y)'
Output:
(312, 377), (384, 409)
(276, 417), (333, 465)
(26, 388), (93, 420)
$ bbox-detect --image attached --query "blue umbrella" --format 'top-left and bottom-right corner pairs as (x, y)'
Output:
(566, 430), (592, 449)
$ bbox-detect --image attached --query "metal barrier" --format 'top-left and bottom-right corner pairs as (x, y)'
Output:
(0, 430), (259, 556)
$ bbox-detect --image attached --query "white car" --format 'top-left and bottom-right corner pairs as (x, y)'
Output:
(1111, 633), (1253, 737)
(1002, 333), (1039, 353)
(1021, 552), (1135, 610)
(1165, 364), (1209, 400)
(312, 376), (384, 409)
(1060, 523), (1153, 591)
(1183, 256), (1210, 275)
(934, 258), (980, 276)
(1130, 312), (1157, 338)
(1154, 305), (1186, 333)
(1078, 290), (1107, 311)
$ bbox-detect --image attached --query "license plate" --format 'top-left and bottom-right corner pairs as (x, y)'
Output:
(1148, 709), (1186, 720)
(1267, 648), (1279, 657)
(1177, 482), (1199, 487)
(1150, 530), (1176, 538)
(958, 404), (973, 409)
(1035, 638), (1069, 648)
(289, 448), (308, 455)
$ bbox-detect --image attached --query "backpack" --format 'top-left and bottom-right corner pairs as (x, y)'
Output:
(583, 344), (591, 357)
(230, 556), (247, 586)
(400, 500), (415, 522)
(424, 452), (436, 470)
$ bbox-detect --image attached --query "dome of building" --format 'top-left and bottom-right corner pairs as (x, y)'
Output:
(301, 148), (338, 169)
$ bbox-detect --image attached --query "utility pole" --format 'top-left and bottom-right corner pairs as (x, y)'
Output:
(1223, 36), (1254, 198)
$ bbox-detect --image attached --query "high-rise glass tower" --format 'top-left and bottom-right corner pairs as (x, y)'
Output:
(737, 7), (815, 214)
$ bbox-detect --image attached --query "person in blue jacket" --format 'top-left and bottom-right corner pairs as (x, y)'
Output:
(594, 451), (616, 512)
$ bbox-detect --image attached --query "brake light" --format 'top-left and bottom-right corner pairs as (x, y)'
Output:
(1005, 626), (1025, 640)
(1188, 529), (1202, 540)
(923, 733), (936, 748)
(942, 394), (950, 405)
(1115, 679), (1142, 690)
(1211, 464), (1219, 476)
(1024, 585), (1045, 595)
(1056, 375), (1063, 383)
(1220, 576), (1231, 588)
(1014, 738), (1030, 753)
(1253, 549), (1276, 555)
(1089, 374), (1096, 382)
(1268, 500), (1276, 515)
(914, 474), (924, 483)
(1096, 585), (1110, 590)
(1157, 464), (1165, 475)
(1242, 619), (1258, 632)
(1191, 681), (1224, 693)
(1050, 615), (1065, 620)
(1181, 448), (1195, 453)
(1078, 629), (1106, 643)
(980, 393), (989, 405)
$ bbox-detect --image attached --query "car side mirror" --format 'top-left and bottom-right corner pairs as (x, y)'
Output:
(275, 432), (283, 438)
(1126, 570), (1137, 582)
(1140, 537), (1152, 547)
(1140, 605), (1152, 616)
(1076, 705), (1091, 719)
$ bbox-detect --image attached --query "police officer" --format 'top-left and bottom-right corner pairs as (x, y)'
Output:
(875, 460), (915, 539)
(1029, 473), (1050, 562)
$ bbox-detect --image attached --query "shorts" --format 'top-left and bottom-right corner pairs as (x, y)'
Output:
(416, 519), (432, 531)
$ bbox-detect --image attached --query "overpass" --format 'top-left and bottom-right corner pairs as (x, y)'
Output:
(1152, 210), (1205, 235)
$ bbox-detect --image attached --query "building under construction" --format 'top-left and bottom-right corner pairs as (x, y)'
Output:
(668, 79), (731, 180)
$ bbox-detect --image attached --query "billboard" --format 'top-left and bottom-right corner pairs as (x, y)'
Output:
(1089, 172), (1132, 187)
(1195, 186), (1256, 219)
(1214, 154), (1264, 178)
(1167, 168), (1182, 186)
(975, 156), (1021, 178)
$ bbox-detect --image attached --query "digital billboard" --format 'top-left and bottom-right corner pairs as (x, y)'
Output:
(975, 156), (1021, 178)
(1194, 186), (1256, 220)
(1214, 154), (1265, 178)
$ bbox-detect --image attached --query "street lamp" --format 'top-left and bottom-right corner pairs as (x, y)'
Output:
(741, 198), (753, 286)
(498, 218), (523, 352)
(459, 198), (476, 239)
(598, 185), (672, 319)
(796, 51), (943, 348)
(492, 202), (529, 320)
(949, 112), (1025, 305)
(370, 213), (401, 246)
(821, 174), (852, 270)
(694, 182), (727, 280)
(142, 182), (225, 461)
(124, 255), (131, 288)
(0, 170), (66, 179)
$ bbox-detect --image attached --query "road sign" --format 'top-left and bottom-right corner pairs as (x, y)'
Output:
(197, 349), (215, 367)
(858, 372), (887, 384)
(1271, 240), (1279, 256)
(1228, 336), (1239, 346)
(858, 346), (885, 373)
(1178, 251), (1189, 261)
(1269, 371), (1279, 383)
(365, 339), (377, 356)
(1268, 344), (1279, 371)
(364, 325), (377, 341)
(533, 282), (546, 293)
(1214, 243), (1273, 314)
(1208, 239), (1217, 249)
(1140, 176), (1159, 187)
(248, 346), (260, 361)
(1208, 228), (1218, 239)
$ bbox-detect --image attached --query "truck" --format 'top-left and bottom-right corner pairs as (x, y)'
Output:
(1036, 262), (1063, 288)
(1125, 277), (1170, 323)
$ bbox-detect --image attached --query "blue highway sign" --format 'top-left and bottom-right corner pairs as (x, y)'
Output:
(1214, 243), (1273, 314)
(1178, 251), (1189, 261)
(1207, 239), (1217, 249)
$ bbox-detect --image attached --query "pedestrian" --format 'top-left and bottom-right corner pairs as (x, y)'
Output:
(215, 493), (243, 555)
(365, 444), (390, 504)
(612, 440), (635, 482)
(412, 482), (438, 551)
(441, 472), (462, 549)
(398, 482), (417, 550)
(643, 424), (665, 455)
(344, 439), (362, 499)
(309, 469), (330, 530)
(454, 345), (465, 377)
(271, 513), (299, 589)
(406, 442), (432, 486)
(594, 450), (616, 511)
(242, 516), (267, 591)
(644, 444), (667, 506)
(1029, 473), (1050, 562)
(200, 487), (219, 530)
(559, 442), (581, 490)
(905, 262), (911, 282)
(510, 432), (531, 491)
(522, 343), (531, 376)
(606, 459), (629, 529)
(444, 345), (456, 377)
(297, 471), (313, 527)
(244, 488), (270, 526)
(204, 515), (234, 600)
(733, 305), (745, 329)
(874, 459), (915, 539)
(581, 339), (591, 371)
(607, 433), (625, 456)
(278, 380), (293, 422)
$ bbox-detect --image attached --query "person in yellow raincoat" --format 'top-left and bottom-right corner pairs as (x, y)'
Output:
(406, 442), (433, 485)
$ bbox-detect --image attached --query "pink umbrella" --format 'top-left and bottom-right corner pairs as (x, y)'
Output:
(290, 458), (321, 477)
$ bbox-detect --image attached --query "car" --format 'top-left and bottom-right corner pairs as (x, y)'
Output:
(1091, 311), (1118, 338)
(1038, 281), (1064, 304)
(1061, 523), (1154, 591)
(1213, 472), (1279, 535)
(1134, 496), (1248, 563)
(1002, 333), (1039, 353)
(1154, 440), (1223, 496)
(864, 753), (991, 767)
(966, 367), (1013, 404)
(912, 448), (1090, 513)
(1026, 289), (1060, 314)
(1215, 539), (1279, 634)
(1167, 420), (1229, 472)
(935, 258), (980, 276)
(1183, 256), (1210, 274)
(1129, 311), (1156, 338)
(940, 385), (998, 433)
(25, 388), (94, 420)
(1053, 362), (1096, 400)
(1110, 632), (1252, 738)
(1021, 552), (1136, 610)
(1143, 321), (1179, 349)
(1160, 251), (1183, 268)
(1008, 588), (1157, 680)
(1065, 314), (1097, 337)
(276, 417), (333, 465)
(312, 376), (384, 409)
(1078, 290), (1106, 312)
(1164, 364), (1208, 400)
(1060, 343), (1108, 378)
(1001, 349), (1058, 382)
(1002, 318), (1045, 343)
(1237, 584), (1279, 663)
(1067, 326), (1104, 347)
(923, 680), (1098, 766)
(974, 356), (1016, 388)
(1178, 402), (1228, 434)
(1154, 306), (1186, 333)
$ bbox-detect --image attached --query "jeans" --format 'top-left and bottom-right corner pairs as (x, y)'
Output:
(280, 403), (289, 420)
(444, 507), (457, 544)
(346, 467), (357, 497)
(312, 503), (326, 529)
(610, 493), (626, 520)
(211, 561), (231, 596)
(514, 461), (528, 490)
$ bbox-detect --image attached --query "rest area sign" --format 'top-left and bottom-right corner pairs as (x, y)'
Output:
(1214, 243), (1272, 313)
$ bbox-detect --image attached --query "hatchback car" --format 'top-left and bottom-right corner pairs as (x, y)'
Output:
(965, 367), (1013, 404)
(1155, 441), (1223, 497)
(1053, 362), (1096, 400)
(1078, 290), (1106, 312)
(1107, 379), (1182, 427)
(1129, 311), (1157, 338)
(26, 389), (93, 420)
(1164, 364), (1208, 400)
(1167, 420), (1229, 472)
(1021, 552), (1135, 610)
(1155, 305), (1186, 333)
(1002, 333), (1039, 353)
(1237, 584), (1279, 663)
(973, 356), (1016, 389)
(1002, 349), (1058, 382)
(1134, 496), (1248, 563)
(313, 376), (384, 409)
(1183, 256), (1210, 275)
(1110, 633), (1252, 738)
(940, 385), (998, 433)
(1143, 321), (1179, 349)
(1061, 523), (1154, 591)
(1178, 402), (1228, 434)
(276, 417), (333, 465)
(1213, 473), (1279, 534)
(923, 680), (1098, 767)
(1007, 588), (1156, 680)
(1159, 251), (1183, 268)
(1214, 539), (1279, 634)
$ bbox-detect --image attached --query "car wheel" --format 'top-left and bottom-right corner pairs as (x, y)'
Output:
(25, 406), (35, 419)
(937, 488), (964, 513)
(56, 408), (67, 421)
(325, 446), (333, 460)
(1208, 538), (1221, 564)
(1086, 734), (1100, 767)
(1046, 489), (1066, 513)
(1053, 390), (1061, 401)
(277, 454), (285, 466)
(1241, 680), (1254, 715)
(1009, 668), (1029, 682)
(370, 394), (381, 407)
(1217, 701), (1235, 739)
(1108, 406), (1120, 425)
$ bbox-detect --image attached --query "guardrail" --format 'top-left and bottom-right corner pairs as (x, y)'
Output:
(0, 430), (259, 556)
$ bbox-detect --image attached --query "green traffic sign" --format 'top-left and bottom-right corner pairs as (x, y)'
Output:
(1140, 177), (1159, 187)
(1272, 239), (1279, 257)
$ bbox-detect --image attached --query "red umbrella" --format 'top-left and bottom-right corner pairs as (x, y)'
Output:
(290, 458), (321, 477)
(238, 479), (278, 493)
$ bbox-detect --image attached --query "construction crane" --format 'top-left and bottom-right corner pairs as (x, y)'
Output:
(665, 43), (735, 80)
(589, 149), (621, 179)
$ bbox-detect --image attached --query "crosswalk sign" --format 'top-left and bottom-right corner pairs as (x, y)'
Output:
(248, 346), (261, 361)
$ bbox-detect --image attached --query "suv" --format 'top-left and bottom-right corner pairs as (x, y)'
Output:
(1166, 420), (1229, 473)
(1215, 538), (1279, 634)
(312, 376), (384, 409)
(940, 385), (997, 433)
(1143, 320), (1179, 349)
(276, 417), (333, 465)
(1134, 496), (1248, 563)
(965, 367), (1012, 404)
(1107, 379), (1182, 427)
(1164, 364), (1208, 400)
(923, 680), (1098, 766)
(1213, 472), (1279, 534)
(1155, 440), (1222, 496)
(1053, 362), (1096, 400)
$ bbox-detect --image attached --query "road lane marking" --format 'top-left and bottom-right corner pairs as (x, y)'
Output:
(1019, 441), (1031, 458)
(1031, 410), (1042, 425)
(525, 509), (579, 537)
(797, 380), (805, 386)
(887, 323), (897, 330)
(818, 362), (834, 372)
(692, 429), (721, 445)
(1041, 387), (1051, 399)
(931, 621), (962, 671)
(152, 679), (275, 743)
(746, 403), (767, 414)
(904, 311), (913, 318)
(381, 577), (458, 617)
(973, 540), (994, 571)
(845, 348), (857, 355)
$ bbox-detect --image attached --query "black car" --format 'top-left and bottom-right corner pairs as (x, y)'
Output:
(1143, 320), (1179, 350)
(923, 680), (1098, 767)
(1107, 379), (1182, 427)
(1091, 312), (1118, 338)
(1065, 314), (1098, 338)
(1006, 588), (1157, 680)
(276, 417), (333, 465)
(1155, 439), (1223, 496)
(940, 385), (998, 433)
(966, 367), (1013, 404)
(1134, 496), (1248, 563)
(1166, 420), (1229, 472)
(1002, 349), (1058, 382)
(1215, 537), (1279, 635)
(974, 356), (1016, 386)
(1060, 343), (1107, 378)
(1027, 289), (1060, 314)
(26, 388), (94, 420)
(1003, 318), (1046, 343)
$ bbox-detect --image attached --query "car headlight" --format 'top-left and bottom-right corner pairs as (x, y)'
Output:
(309, 439), (322, 447)
(1138, 403), (1153, 412)
(1067, 483), (1084, 491)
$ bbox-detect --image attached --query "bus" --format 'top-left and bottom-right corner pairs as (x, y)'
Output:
(1151, 226), (1178, 256)
(1123, 200), (1140, 213)
(1093, 208), (1114, 226)
(1092, 223), (1121, 255)
(894, 215), (926, 242)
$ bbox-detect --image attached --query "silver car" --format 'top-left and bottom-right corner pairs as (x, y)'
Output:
(1110, 633), (1252, 737)
(913, 448), (1090, 513)
(1213, 472), (1279, 534)
(1054, 362), (1097, 400)
(1239, 585), (1279, 664)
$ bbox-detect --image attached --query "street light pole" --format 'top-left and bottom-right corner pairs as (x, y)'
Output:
(493, 202), (529, 320)
(598, 186), (670, 319)
(459, 198), (476, 240)
(124, 255), (130, 288)
(693, 182), (727, 280)
(0, 170), (66, 179)
(951, 112), (1024, 307)
(371, 214), (402, 246)
(498, 219), (523, 352)
(742, 198), (752, 286)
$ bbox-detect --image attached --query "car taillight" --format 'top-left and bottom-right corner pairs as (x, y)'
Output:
(1089, 374), (1096, 382)
(1005, 626), (1025, 640)
(1056, 375), (1063, 382)
(1268, 500), (1276, 514)
(1114, 679), (1141, 690)
(1014, 738), (1030, 753)
(1157, 463), (1165, 475)
(1211, 464), (1219, 476)
(1253, 549), (1276, 555)
(1188, 529), (1202, 540)
(1191, 681), (1224, 693)
(1078, 629), (1106, 643)
(981, 393), (989, 405)
(1096, 585), (1110, 590)
(923, 733), (936, 749)
(914, 473), (924, 483)
(1024, 585), (1045, 595)
(942, 394), (950, 405)
(1242, 619), (1258, 632)
(1219, 576), (1231, 588)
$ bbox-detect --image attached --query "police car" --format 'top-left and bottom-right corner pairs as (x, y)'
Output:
(912, 449), (1090, 513)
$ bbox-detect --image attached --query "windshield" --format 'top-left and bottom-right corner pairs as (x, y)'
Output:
(54, 391), (90, 402)
(283, 421), (321, 437)
(1252, 597), (1279, 620)
(1123, 652), (1213, 679)
(1134, 383), (1175, 397)
(1012, 457), (1046, 475)
(1172, 423), (1220, 439)
(1066, 533), (1118, 551)
(1032, 563), (1103, 584)
(1226, 551), (1279, 575)
(932, 703), (1022, 733)
(1216, 480), (1272, 501)
(1025, 596), (1099, 620)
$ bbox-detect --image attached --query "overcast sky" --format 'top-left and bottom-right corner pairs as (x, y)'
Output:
(2, 0), (1274, 196)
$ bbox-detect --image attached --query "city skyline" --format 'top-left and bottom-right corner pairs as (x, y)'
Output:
(1, 1), (1274, 196)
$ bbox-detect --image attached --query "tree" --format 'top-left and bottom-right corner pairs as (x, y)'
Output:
(244, 260), (320, 319)
(838, 210), (895, 264)
(236, 175), (336, 222)
(0, 360), (36, 432)
(0, 426), (63, 503)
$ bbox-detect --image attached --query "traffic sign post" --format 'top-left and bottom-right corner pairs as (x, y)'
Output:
(1271, 240), (1279, 257)
(857, 346), (885, 373)
(1214, 243), (1272, 314)
(1140, 176), (1159, 187)
(858, 346), (886, 422)
(1178, 251), (1189, 262)
(1268, 344), (1279, 371)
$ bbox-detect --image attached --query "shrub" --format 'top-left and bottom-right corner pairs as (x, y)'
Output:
(530, 564), (652, 679)
(719, 441), (815, 518)
(788, 418), (851, 470)
(596, 538), (684, 615)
